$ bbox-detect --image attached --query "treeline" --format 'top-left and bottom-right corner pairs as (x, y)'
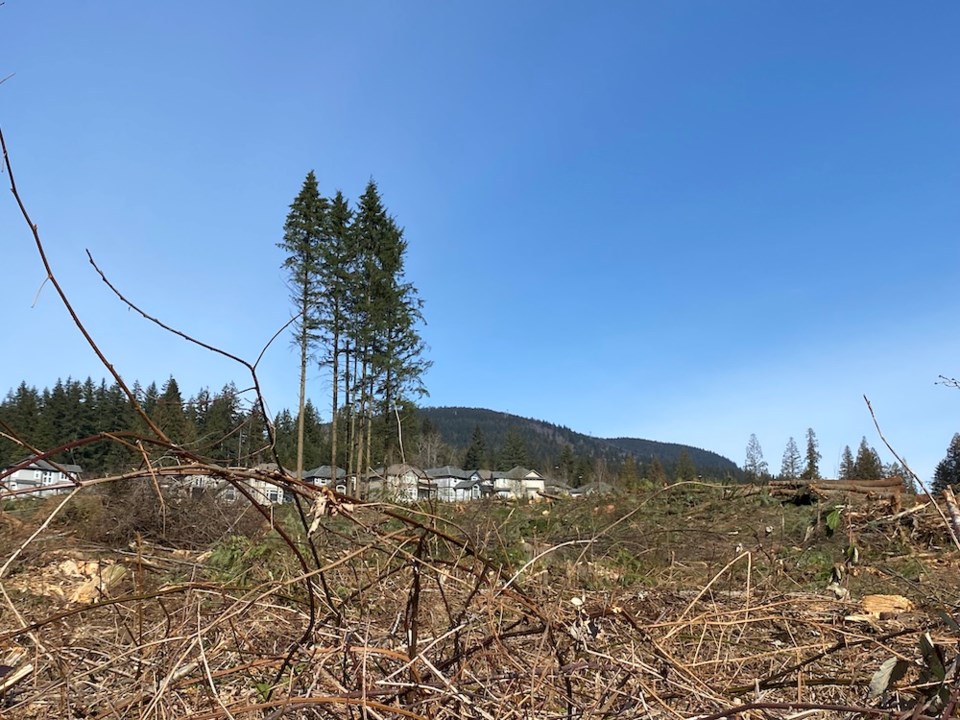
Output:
(1, 376), (725, 489)
(0, 377), (269, 474)
(744, 429), (909, 484)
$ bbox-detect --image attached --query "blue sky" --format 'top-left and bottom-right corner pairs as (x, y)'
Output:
(1, 3), (957, 482)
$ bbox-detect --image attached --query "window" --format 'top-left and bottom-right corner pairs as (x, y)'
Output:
(266, 490), (281, 504)
(42, 471), (54, 485)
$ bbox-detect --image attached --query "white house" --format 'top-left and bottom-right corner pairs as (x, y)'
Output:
(304, 465), (351, 494)
(494, 467), (545, 500)
(1, 458), (83, 498)
(375, 464), (434, 502)
(426, 466), (473, 502)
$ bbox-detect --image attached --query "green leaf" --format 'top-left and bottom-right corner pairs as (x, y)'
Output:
(868, 657), (910, 700)
(825, 508), (841, 536)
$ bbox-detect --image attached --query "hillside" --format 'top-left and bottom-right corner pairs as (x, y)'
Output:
(417, 406), (740, 478)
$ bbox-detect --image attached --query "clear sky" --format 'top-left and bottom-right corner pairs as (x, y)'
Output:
(1, 2), (957, 482)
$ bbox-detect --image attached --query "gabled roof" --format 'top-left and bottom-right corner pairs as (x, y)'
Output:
(5, 457), (83, 474)
(426, 466), (472, 480)
(384, 463), (428, 479)
(501, 466), (543, 480)
(304, 465), (345, 480)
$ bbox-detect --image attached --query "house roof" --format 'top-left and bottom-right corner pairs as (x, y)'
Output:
(425, 466), (472, 480)
(304, 465), (346, 479)
(502, 466), (543, 480)
(384, 463), (429, 479)
(5, 457), (83, 474)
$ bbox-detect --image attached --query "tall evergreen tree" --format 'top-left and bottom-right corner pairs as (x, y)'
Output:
(348, 180), (430, 484)
(463, 425), (488, 470)
(498, 428), (528, 470)
(649, 456), (667, 486)
(801, 428), (821, 480)
(558, 444), (575, 482)
(154, 377), (193, 446)
(272, 410), (297, 470)
(839, 445), (855, 480)
(279, 171), (328, 481)
(674, 450), (696, 482)
(933, 433), (960, 494)
(619, 455), (640, 490)
(744, 433), (768, 482)
(320, 190), (355, 474)
(780, 437), (802, 480)
(852, 437), (883, 480)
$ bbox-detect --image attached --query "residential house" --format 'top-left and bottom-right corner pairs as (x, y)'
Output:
(426, 466), (473, 502)
(376, 464), (434, 502)
(453, 469), (495, 501)
(1, 458), (83, 498)
(304, 465), (351, 494)
(493, 467), (545, 501)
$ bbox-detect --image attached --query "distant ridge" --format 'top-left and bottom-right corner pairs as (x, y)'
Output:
(418, 406), (740, 478)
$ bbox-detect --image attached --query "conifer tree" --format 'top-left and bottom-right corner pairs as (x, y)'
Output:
(839, 445), (855, 480)
(279, 171), (327, 481)
(463, 425), (487, 470)
(801, 428), (821, 480)
(674, 450), (696, 482)
(649, 456), (667, 486)
(780, 437), (801, 480)
(321, 190), (354, 473)
(154, 377), (193, 446)
(348, 180), (430, 485)
(744, 434), (768, 482)
(933, 433), (960, 494)
(499, 428), (529, 470)
(852, 437), (883, 480)
(619, 455), (640, 490)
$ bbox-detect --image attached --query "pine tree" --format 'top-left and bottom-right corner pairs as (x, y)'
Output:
(558, 444), (575, 482)
(463, 425), (487, 469)
(780, 437), (802, 480)
(852, 437), (883, 480)
(744, 434), (768, 482)
(347, 180), (430, 485)
(933, 433), (960, 494)
(619, 455), (640, 490)
(320, 190), (355, 475)
(839, 445), (855, 480)
(801, 428), (821, 480)
(674, 450), (696, 482)
(649, 456), (668, 486)
(279, 171), (327, 481)
(498, 428), (528, 470)
(153, 377), (194, 446)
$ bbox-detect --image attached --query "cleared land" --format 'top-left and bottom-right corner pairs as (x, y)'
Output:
(1, 482), (959, 719)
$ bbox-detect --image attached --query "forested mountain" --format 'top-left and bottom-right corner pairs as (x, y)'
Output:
(417, 406), (741, 482)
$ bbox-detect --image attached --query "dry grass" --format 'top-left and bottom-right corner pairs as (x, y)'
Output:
(2, 483), (959, 719)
